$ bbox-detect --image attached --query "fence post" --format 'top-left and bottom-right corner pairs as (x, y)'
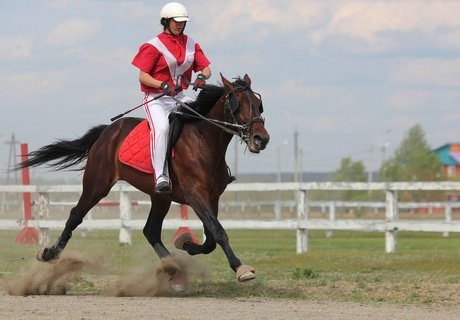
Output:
(385, 188), (398, 253)
(275, 201), (282, 221)
(326, 201), (335, 238)
(296, 188), (308, 253)
(443, 204), (452, 238)
(119, 187), (132, 245)
(38, 192), (50, 245)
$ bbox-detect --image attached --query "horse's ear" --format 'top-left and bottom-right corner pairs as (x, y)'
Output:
(220, 73), (234, 90)
(243, 74), (251, 87)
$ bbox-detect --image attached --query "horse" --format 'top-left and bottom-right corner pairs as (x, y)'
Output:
(18, 74), (270, 287)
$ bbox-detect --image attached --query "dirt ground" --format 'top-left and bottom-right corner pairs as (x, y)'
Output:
(1, 252), (460, 320)
(2, 292), (460, 320)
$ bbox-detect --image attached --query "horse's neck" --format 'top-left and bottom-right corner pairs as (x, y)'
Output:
(201, 110), (233, 154)
(193, 101), (233, 160)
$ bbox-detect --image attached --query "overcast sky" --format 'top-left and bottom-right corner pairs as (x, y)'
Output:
(1, 0), (460, 182)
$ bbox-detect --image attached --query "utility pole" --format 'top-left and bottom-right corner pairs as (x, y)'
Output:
(381, 142), (389, 181)
(233, 138), (240, 215)
(2, 134), (20, 215)
(5, 134), (19, 183)
(368, 144), (373, 195)
(299, 149), (303, 182)
(380, 129), (391, 181)
(294, 129), (299, 182)
(233, 138), (238, 178)
(276, 141), (288, 220)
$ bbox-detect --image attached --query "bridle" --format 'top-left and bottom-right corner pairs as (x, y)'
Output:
(222, 85), (265, 142)
(170, 84), (265, 142)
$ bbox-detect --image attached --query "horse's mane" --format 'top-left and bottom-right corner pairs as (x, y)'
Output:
(182, 77), (248, 119)
(232, 78), (249, 89)
(185, 84), (225, 116)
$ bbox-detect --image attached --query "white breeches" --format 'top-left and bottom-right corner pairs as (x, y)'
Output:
(143, 91), (193, 180)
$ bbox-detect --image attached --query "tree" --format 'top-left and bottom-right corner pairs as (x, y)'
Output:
(379, 124), (443, 182)
(334, 157), (367, 182)
(333, 157), (367, 201)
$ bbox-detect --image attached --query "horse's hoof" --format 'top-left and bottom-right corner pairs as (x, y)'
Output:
(36, 248), (47, 262)
(236, 264), (256, 282)
(36, 247), (59, 263)
(36, 248), (55, 262)
(173, 231), (193, 250)
(170, 281), (185, 293)
(169, 273), (186, 293)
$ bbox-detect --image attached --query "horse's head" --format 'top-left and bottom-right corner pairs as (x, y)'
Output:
(221, 74), (270, 153)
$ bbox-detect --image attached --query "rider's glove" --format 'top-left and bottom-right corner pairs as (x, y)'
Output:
(160, 82), (176, 96)
(193, 73), (206, 91)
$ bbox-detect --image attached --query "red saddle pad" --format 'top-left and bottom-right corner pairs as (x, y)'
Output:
(118, 120), (154, 174)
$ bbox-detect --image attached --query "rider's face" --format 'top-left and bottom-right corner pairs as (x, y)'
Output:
(169, 19), (185, 35)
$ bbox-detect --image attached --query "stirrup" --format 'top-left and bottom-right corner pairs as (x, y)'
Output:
(156, 175), (171, 194)
(227, 166), (236, 184)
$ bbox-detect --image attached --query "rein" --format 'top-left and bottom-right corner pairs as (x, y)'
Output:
(170, 96), (243, 136)
(170, 85), (264, 141)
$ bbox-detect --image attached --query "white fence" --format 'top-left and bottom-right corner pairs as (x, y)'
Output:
(1, 182), (460, 253)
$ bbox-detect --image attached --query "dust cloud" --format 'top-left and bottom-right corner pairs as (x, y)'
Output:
(6, 250), (209, 297)
(7, 251), (105, 296)
(113, 252), (206, 297)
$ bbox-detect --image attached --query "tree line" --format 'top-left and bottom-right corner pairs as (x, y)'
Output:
(326, 124), (449, 202)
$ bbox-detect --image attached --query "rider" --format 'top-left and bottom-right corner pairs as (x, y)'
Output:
(132, 2), (211, 193)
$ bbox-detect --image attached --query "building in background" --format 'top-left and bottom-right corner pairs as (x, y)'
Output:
(434, 143), (460, 177)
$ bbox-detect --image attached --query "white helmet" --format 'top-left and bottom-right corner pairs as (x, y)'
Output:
(160, 2), (190, 22)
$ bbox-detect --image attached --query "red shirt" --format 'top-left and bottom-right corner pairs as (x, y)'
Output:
(132, 32), (210, 93)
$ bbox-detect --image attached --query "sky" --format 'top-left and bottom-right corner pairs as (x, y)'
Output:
(1, 0), (460, 182)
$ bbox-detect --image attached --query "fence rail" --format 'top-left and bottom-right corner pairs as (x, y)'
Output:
(2, 181), (460, 253)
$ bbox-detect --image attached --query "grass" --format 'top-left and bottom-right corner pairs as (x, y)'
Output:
(1, 229), (459, 304)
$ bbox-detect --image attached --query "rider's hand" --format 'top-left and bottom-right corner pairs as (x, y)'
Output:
(160, 82), (176, 96)
(193, 73), (206, 91)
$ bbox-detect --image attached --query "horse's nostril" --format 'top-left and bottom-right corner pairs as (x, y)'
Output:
(253, 134), (269, 149)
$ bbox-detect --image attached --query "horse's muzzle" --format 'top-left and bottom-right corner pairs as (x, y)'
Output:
(248, 133), (270, 153)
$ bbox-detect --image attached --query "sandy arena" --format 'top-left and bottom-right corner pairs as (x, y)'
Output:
(1, 250), (459, 319)
(2, 293), (460, 320)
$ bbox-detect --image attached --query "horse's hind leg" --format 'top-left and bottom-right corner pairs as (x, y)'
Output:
(186, 195), (255, 282)
(38, 174), (114, 262)
(179, 226), (216, 255)
(38, 206), (83, 262)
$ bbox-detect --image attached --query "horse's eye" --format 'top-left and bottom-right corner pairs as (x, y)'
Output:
(229, 94), (239, 113)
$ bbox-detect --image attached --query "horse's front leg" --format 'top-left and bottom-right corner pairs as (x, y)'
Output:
(187, 197), (256, 282)
(143, 199), (172, 258)
(143, 198), (189, 291)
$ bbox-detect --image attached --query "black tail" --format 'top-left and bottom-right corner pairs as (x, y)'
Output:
(17, 125), (108, 171)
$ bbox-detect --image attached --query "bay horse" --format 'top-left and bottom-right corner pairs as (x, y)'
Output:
(19, 74), (269, 286)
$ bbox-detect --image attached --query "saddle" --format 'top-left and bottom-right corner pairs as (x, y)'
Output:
(118, 107), (196, 174)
